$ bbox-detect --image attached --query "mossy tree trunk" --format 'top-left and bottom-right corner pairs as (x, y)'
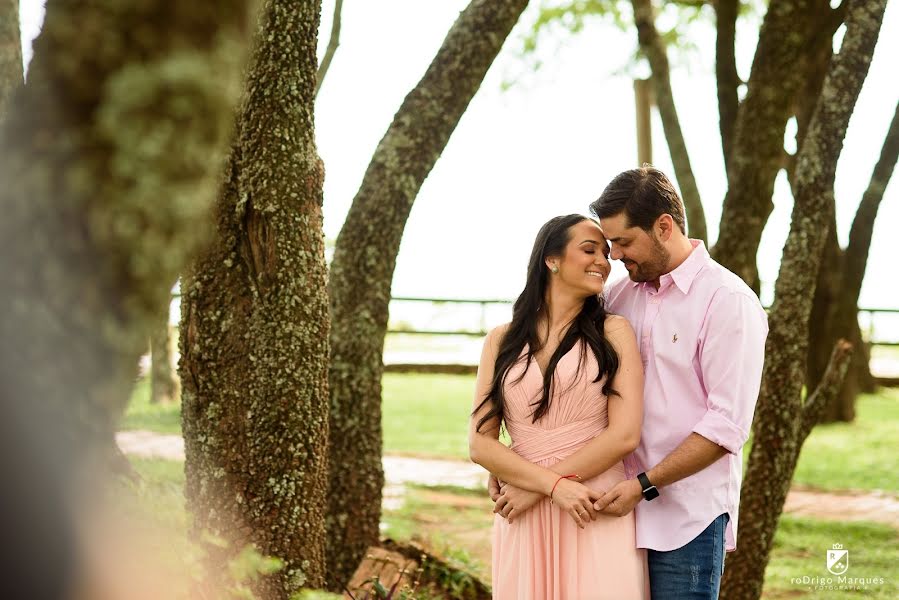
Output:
(0, 1), (255, 595)
(325, 0), (530, 589)
(720, 2), (887, 598)
(0, 0), (22, 119)
(0, 0), (255, 482)
(179, 1), (330, 597)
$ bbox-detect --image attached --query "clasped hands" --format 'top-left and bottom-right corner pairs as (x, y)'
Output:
(489, 474), (643, 527)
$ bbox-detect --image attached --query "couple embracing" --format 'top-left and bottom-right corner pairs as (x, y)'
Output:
(469, 167), (768, 599)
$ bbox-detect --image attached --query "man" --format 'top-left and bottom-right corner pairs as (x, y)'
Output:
(491, 167), (768, 598)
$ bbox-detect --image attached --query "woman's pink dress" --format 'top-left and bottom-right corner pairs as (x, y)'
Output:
(492, 345), (649, 600)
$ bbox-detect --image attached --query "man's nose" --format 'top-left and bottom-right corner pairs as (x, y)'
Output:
(610, 246), (623, 260)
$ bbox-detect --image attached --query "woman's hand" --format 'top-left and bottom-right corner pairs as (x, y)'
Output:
(494, 482), (543, 523)
(551, 478), (601, 528)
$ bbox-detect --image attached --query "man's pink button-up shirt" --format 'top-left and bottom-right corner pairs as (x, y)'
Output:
(605, 240), (768, 552)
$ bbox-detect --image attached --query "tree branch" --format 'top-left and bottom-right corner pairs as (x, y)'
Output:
(800, 339), (853, 440)
(712, 0), (820, 286)
(834, 100), (899, 326)
(714, 0), (739, 174)
(631, 0), (707, 242)
(316, 0), (343, 98)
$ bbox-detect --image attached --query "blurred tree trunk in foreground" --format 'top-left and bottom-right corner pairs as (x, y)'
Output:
(0, 0), (22, 119)
(0, 0), (256, 597)
(325, 0), (531, 588)
(180, 0), (330, 597)
(721, 2), (887, 598)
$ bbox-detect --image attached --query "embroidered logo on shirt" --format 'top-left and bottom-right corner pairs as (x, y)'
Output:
(672, 333), (678, 343)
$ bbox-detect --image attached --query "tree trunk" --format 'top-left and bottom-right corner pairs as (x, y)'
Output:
(325, 0), (530, 589)
(0, 0), (22, 119)
(0, 0), (254, 597)
(808, 100), (898, 421)
(720, 3), (887, 598)
(714, 0), (739, 174)
(150, 307), (179, 404)
(180, 1), (330, 596)
(631, 0), (707, 243)
(712, 0), (820, 286)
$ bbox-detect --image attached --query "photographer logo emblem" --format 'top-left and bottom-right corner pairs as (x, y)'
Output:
(827, 544), (849, 575)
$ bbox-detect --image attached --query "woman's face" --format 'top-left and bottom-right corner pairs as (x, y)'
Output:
(547, 220), (611, 298)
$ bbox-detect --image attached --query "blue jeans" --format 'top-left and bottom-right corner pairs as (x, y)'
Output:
(647, 513), (729, 600)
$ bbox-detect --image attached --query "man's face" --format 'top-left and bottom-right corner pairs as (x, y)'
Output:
(598, 212), (670, 283)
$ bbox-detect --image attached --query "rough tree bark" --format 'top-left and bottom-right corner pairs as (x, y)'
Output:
(0, 0), (254, 596)
(0, 0), (22, 118)
(720, 3), (887, 598)
(325, 0), (531, 589)
(712, 0), (820, 287)
(631, 0), (706, 243)
(180, 1), (330, 597)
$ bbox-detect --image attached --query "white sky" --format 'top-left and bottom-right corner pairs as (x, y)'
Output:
(18, 1), (899, 310)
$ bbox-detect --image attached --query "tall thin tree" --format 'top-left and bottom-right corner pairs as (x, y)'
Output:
(720, 2), (888, 598)
(325, 0), (531, 588)
(180, 0), (331, 596)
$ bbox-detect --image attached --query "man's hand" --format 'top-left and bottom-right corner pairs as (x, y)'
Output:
(593, 479), (643, 517)
(494, 483), (542, 523)
(488, 474), (501, 501)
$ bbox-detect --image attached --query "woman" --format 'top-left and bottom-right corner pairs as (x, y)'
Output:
(469, 214), (648, 599)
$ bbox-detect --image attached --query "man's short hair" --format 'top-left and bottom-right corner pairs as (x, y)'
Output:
(590, 167), (687, 234)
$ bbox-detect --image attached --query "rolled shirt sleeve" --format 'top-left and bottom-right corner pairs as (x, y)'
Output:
(692, 289), (768, 454)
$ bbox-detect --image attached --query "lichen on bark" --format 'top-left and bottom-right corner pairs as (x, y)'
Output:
(720, 2), (888, 598)
(179, 1), (331, 597)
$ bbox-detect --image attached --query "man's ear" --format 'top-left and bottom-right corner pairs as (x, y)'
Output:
(655, 214), (675, 242)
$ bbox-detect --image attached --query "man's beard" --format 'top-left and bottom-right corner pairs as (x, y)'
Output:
(626, 235), (670, 282)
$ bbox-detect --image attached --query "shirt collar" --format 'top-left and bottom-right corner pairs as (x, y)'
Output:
(629, 239), (708, 294)
(666, 239), (709, 294)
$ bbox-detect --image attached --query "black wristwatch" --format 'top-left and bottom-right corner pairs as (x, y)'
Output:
(637, 472), (659, 501)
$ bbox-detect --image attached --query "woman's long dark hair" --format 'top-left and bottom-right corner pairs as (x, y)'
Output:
(474, 215), (620, 433)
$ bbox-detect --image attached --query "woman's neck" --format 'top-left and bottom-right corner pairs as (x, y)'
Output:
(541, 286), (584, 336)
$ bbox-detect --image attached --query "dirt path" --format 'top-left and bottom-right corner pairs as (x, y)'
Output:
(116, 430), (899, 529)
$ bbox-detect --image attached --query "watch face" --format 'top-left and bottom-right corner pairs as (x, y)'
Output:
(644, 486), (660, 501)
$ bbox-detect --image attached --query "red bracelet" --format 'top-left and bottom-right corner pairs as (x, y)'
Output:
(550, 474), (580, 503)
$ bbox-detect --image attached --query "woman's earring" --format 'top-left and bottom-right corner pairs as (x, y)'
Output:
(551, 265), (559, 274)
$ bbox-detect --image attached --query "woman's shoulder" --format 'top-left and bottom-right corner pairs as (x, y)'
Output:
(486, 322), (511, 342)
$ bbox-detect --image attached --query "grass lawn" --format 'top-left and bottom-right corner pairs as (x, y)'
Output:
(792, 388), (899, 492)
(123, 374), (898, 494)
